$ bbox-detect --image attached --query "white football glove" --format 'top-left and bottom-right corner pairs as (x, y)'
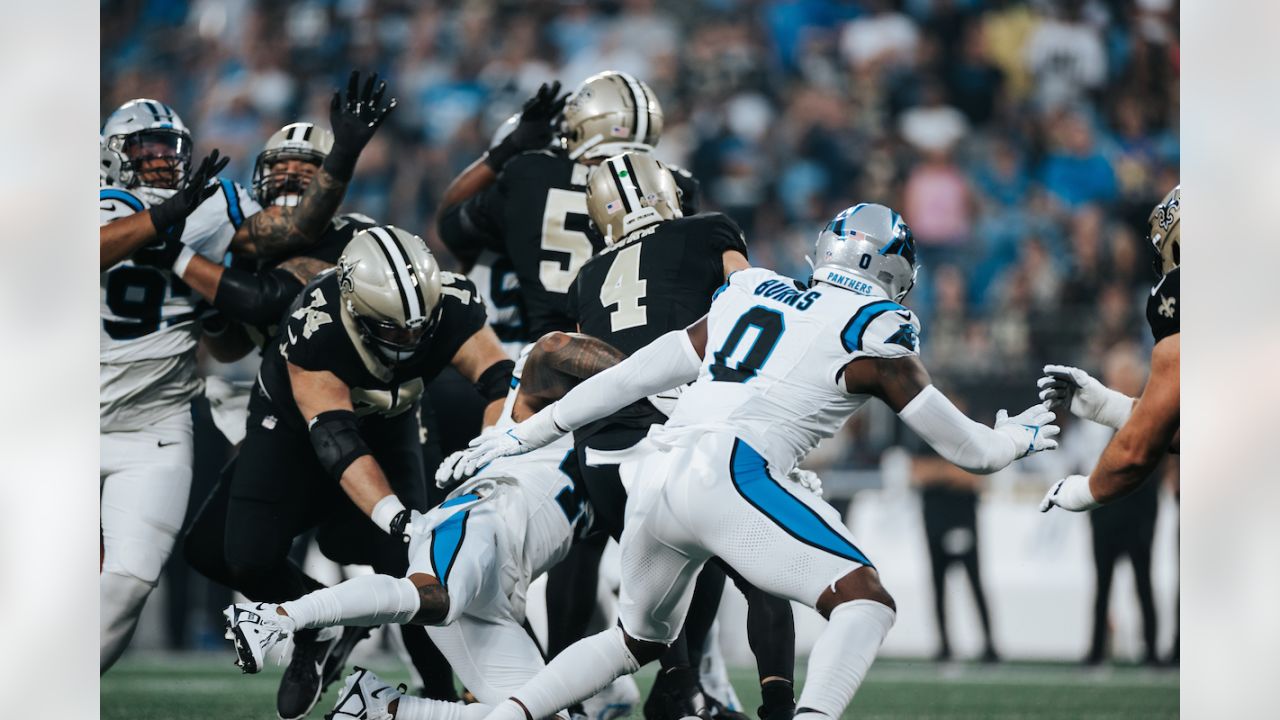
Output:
(1037, 364), (1133, 430)
(1039, 474), (1101, 513)
(435, 450), (467, 490)
(434, 407), (566, 485)
(993, 402), (1060, 459)
(787, 467), (823, 498)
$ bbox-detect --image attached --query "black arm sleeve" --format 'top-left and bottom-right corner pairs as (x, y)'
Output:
(437, 184), (507, 267)
(213, 266), (305, 329)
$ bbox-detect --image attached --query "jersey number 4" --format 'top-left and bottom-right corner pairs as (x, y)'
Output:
(710, 306), (784, 383)
(599, 243), (648, 332)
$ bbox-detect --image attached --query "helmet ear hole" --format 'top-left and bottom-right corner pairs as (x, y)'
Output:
(1171, 240), (1179, 267)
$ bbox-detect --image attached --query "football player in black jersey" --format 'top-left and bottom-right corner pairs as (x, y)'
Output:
(1038, 185), (1181, 512)
(561, 152), (798, 720)
(184, 227), (511, 719)
(164, 119), (465, 714)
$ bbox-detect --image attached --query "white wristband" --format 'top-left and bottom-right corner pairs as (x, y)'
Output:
(172, 246), (197, 277)
(371, 495), (406, 535)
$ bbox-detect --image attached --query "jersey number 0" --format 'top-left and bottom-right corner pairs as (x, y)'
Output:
(710, 306), (785, 383)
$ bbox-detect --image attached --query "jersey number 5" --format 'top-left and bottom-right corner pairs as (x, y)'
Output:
(539, 188), (594, 293)
(710, 306), (784, 383)
(599, 243), (648, 332)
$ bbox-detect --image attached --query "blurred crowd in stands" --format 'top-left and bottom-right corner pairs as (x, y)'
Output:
(102, 0), (1179, 467)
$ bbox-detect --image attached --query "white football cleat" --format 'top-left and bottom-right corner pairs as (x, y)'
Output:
(223, 602), (291, 674)
(325, 667), (404, 720)
(582, 674), (640, 720)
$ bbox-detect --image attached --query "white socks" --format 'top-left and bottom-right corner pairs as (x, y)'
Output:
(485, 627), (641, 720)
(395, 696), (492, 720)
(280, 574), (421, 630)
(795, 600), (895, 718)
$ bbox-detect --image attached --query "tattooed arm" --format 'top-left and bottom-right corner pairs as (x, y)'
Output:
(229, 167), (347, 260)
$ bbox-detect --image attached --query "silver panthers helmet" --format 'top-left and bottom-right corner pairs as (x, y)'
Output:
(561, 71), (663, 161)
(1147, 184), (1180, 278)
(337, 226), (444, 364)
(101, 99), (193, 190)
(810, 203), (917, 302)
(586, 152), (683, 244)
(252, 122), (335, 206)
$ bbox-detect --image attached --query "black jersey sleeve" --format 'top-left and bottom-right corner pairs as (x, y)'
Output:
(433, 272), (491, 361)
(1146, 267), (1180, 343)
(699, 212), (748, 257)
(564, 273), (582, 326)
(438, 183), (507, 266)
(277, 276), (348, 373)
(669, 164), (702, 216)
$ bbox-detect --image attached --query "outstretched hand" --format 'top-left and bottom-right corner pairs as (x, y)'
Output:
(486, 80), (569, 170)
(325, 70), (398, 180)
(994, 402), (1060, 459)
(145, 148), (229, 244)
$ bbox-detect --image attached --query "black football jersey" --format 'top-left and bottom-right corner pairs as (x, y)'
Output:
(442, 150), (702, 341)
(256, 270), (487, 430)
(567, 212), (746, 354)
(1145, 267), (1180, 343)
(567, 213), (746, 436)
(240, 213), (380, 347)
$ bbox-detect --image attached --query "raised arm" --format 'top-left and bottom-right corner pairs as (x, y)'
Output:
(232, 71), (396, 260)
(99, 150), (228, 271)
(843, 354), (1059, 474)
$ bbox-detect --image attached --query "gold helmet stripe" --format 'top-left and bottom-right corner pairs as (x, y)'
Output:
(368, 225), (422, 322)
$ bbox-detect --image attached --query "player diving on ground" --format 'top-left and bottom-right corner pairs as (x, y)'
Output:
(443, 203), (1060, 720)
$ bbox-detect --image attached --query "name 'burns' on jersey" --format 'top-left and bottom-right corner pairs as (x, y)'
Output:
(666, 267), (923, 474)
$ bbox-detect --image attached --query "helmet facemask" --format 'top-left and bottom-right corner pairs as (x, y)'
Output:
(253, 149), (324, 206)
(350, 301), (441, 365)
(112, 129), (192, 190)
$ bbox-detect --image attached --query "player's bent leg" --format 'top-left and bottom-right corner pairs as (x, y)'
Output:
(100, 416), (193, 673)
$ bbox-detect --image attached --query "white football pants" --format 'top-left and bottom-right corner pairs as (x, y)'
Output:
(100, 410), (193, 672)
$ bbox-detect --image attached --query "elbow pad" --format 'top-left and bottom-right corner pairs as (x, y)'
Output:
(309, 410), (371, 481)
(474, 359), (516, 402)
(215, 266), (304, 329)
(553, 329), (703, 432)
(898, 386), (1016, 474)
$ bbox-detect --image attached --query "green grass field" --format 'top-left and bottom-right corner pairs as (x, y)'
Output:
(103, 653), (1177, 720)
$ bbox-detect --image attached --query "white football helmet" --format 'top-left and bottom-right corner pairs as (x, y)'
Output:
(101, 99), (193, 190)
(810, 203), (918, 302)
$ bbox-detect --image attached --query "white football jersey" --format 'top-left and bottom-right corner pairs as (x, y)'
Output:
(99, 180), (262, 429)
(666, 267), (923, 473)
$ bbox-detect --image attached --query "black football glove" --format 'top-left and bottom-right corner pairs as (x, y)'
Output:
(135, 149), (229, 268)
(324, 70), (398, 181)
(485, 81), (569, 171)
(389, 508), (412, 545)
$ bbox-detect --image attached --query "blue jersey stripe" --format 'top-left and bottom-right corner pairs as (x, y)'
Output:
(100, 188), (145, 212)
(840, 300), (904, 353)
(219, 178), (244, 229)
(429, 502), (474, 587)
(729, 440), (873, 567)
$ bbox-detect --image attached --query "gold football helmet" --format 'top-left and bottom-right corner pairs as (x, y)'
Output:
(338, 226), (443, 363)
(585, 152), (683, 244)
(561, 71), (663, 161)
(1148, 185), (1180, 278)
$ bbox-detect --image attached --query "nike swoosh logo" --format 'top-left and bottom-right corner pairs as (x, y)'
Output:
(157, 440), (180, 448)
(894, 311), (912, 320)
(371, 687), (390, 698)
(287, 326), (299, 344)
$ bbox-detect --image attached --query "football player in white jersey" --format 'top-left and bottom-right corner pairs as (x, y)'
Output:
(99, 72), (394, 674)
(447, 203), (1060, 720)
(222, 345), (600, 720)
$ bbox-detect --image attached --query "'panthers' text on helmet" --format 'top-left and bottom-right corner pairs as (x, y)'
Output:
(101, 99), (193, 191)
(1148, 185), (1180, 278)
(253, 122), (335, 206)
(337, 226), (444, 364)
(811, 203), (917, 302)
(586, 152), (683, 244)
(561, 71), (663, 161)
